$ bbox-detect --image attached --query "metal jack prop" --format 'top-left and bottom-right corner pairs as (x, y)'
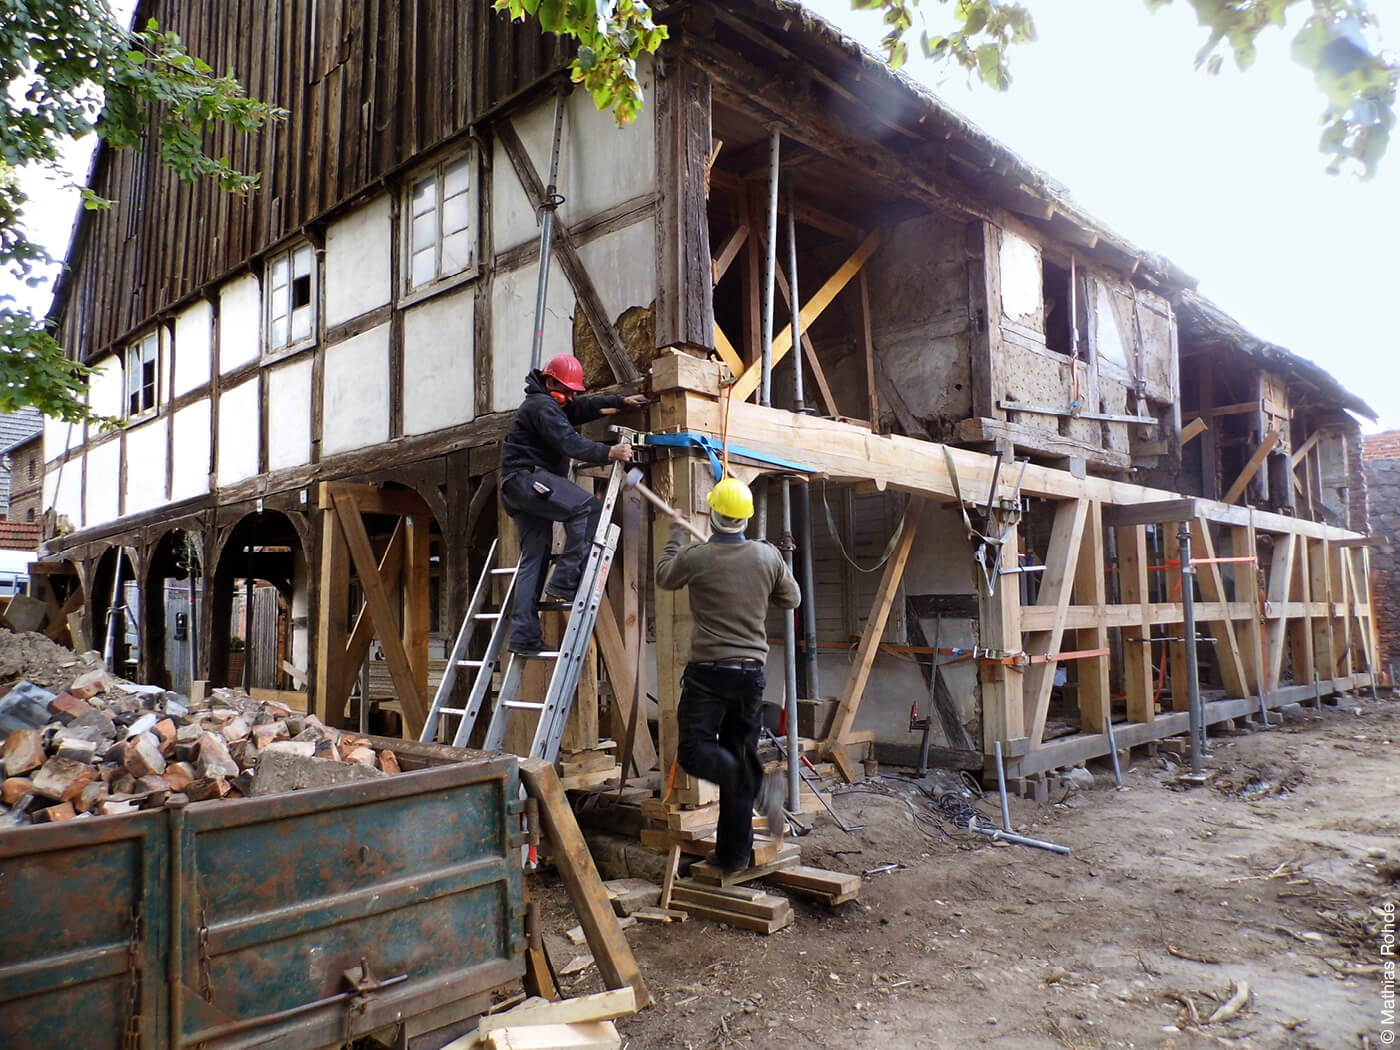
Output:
(943, 448), (1029, 597)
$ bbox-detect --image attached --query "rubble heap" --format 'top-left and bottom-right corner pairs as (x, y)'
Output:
(0, 628), (404, 828)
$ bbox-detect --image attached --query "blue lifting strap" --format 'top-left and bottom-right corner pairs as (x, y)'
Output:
(642, 432), (813, 481)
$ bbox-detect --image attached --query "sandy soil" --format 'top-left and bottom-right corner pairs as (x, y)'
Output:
(544, 695), (1398, 1049)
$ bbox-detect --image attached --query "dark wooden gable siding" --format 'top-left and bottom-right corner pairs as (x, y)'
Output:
(56, 0), (570, 360)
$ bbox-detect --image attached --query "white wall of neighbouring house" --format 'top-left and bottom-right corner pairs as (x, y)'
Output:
(322, 324), (390, 456)
(219, 274), (261, 373)
(216, 378), (260, 486)
(403, 285), (474, 436)
(266, 356), (314, 471)
(170, 400), (211, 502)
(45, 416), (79, 464)
(325, 194), (393, 328)
(123, 418), (168, 515)
(85, 439), (120, 526)
(173, 299), (213, 398)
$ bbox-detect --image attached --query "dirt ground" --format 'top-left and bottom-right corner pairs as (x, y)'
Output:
(541, 694), (1398, 1049)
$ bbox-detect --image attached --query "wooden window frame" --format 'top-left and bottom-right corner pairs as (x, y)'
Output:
(400, 148), (479, 306)
(123, 329), (161, 421)
(263, 240), (318, 362)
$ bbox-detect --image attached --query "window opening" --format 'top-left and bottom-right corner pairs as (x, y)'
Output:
(125, 331), (159, 416)
(406, 152), (476, 293)
(266, 242), (316, 354)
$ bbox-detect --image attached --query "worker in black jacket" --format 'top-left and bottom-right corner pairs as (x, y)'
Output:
(499, 353), (646, 655)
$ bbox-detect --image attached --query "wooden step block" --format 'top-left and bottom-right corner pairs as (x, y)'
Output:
(668, 881), (792, 934)
(484, 1020), (621, 1049)
(763, 865), (862, 905)
(558, 767), (618, 791)
(639, 829), (788, 866)
(687, 842), (800, 886)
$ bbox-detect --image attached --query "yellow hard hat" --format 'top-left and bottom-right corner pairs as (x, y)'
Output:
(707, 477), (754, 520)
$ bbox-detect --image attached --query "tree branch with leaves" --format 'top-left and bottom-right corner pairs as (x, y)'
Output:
(0, 0), (283, 424)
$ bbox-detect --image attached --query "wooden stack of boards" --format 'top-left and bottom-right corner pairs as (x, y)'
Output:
(443, 989), (636, 1050)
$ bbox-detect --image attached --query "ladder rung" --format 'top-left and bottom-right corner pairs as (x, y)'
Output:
(513, 650), (561, 659)
(505, 700), (546, 711)
(491, 567), (516, 575)
(457, 659), (488, 668)
(473, 612), (503, 620)
(436, 707), (467, 716)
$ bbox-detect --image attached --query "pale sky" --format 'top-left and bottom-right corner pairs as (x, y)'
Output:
(804, 0), (1400, 431)
(7, 0), (1398, 430)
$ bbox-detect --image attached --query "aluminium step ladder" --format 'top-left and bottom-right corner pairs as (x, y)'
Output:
(420, 458), (626, 764)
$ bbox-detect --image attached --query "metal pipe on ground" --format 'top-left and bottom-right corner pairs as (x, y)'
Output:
(971, 825), (1071, 855)
(994, 739), (1012, 831)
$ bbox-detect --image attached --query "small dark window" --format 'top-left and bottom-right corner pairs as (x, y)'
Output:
(292, 273), (312, 310)
(26, 458), (36, 481)
(25, 508), (35, 522)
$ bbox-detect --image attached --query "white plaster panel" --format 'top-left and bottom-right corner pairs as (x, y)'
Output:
(216, 378), (260, 486)
(219, 273), (262, 373)
(123, 417), (168, 515)
(43, 453), (83, 527)
(1093, 279), (1130, 367)
(266, 357), (313, 471)
(403, 287), (474, 436)
(322, 325), (390, 456)
(44, 415), (79, 459)
(495, 64), (656, 253)
(576, 221), (656, 324)
(173, 299), (213, 397)
(490, 257), (574, 413)
(999, 229), (1043, 326)
(325, 194), (392, 327)
(171, 400), (211, 502)
(85, 439), (120, 527)
(158, 326), (173, 409)
(88, 354), (124, 422)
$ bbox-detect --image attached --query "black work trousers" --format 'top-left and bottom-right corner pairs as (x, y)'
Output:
(676, 661), (766, 868)
(500, 468), (602, 646)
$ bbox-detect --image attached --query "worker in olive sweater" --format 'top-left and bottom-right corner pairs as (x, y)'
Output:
(655, 476), (801, 873)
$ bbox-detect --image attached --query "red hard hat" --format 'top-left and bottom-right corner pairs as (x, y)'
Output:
(542, 354), (586, 392)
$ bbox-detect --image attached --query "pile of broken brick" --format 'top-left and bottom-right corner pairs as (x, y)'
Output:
(0, 669), (405, 828)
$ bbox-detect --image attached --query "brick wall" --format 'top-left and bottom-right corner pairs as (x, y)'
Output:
(1363, 431), (1400, 682)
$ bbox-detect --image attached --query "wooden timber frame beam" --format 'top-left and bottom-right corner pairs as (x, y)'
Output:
(650, 357), (1375, 778)
(313, 482), (432, 738)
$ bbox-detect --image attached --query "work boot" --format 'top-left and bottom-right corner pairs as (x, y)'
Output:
(509, 635), (548, 657)
(703, 849), (748, 875)
(758, 770), (786, 844)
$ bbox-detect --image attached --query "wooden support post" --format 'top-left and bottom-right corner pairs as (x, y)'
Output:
(331, 491), (428, 738)
(1288, 535), (1315, 689)
(1263, 533), (1296, 693)
(980, 521), (1025, 758)
(1230, 525), (1263, 701)
(404, 513), (432, 703)
(858, 269), (878, 432)
(1311, 539), (1337, 683)
(1332, 542), (1353, 678)
(773, 266), (840, 416)
(595, 595), (659, 774)
(822, 498), (924, 780)
(730, 230), (880, 402)
(313, 500), (351, 728)
(1116, 524), (1155, 723)
(651, 453), (715, 804)
(1187, 519), (1249, 700)
(1180, 417), (1207, 444)
(1023, 499), (1088, 748)
(519, 758), (652, 1008)
(1222, 431), (1281, 505)
(1073, 502), (1110, 733)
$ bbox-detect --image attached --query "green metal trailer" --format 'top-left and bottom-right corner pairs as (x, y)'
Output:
(0, 740), (525, 1049)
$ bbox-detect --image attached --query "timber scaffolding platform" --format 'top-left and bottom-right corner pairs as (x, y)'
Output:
(644, 351), (1378, 787)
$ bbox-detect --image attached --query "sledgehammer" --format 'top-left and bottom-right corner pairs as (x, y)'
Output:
(624, 467), (708, 542)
